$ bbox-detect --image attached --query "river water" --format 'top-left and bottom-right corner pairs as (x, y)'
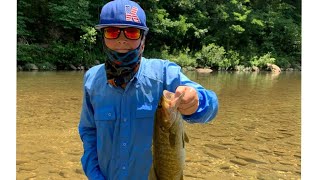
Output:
(17, 70), (301, 179)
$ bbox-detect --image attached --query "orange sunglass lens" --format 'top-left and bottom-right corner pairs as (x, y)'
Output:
(124, 28), (141, 39)
(104, 28), (120, 39)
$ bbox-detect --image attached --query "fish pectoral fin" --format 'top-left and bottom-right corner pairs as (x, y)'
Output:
(184, 132), (190, 143)
(169, 132), (176, 148)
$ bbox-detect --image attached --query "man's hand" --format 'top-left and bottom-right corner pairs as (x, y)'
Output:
(174, 86), (199, 115)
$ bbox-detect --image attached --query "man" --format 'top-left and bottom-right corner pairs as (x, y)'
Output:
(78, 0), (219, 179)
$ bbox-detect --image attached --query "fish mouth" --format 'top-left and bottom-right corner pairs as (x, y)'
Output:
(158, 90), (185, 130)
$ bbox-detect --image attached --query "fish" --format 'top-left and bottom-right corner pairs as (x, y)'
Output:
(149, 90), (189, 180)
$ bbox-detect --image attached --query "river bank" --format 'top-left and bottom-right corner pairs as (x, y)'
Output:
(17, 62), (301, 73)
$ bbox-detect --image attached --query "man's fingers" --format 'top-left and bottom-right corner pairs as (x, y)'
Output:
(174, 86), (187, 99)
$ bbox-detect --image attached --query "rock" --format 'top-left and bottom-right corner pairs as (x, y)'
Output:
(202, 148), (224, 159)
(75, 168), (84, 174)
(59, 170), (71, 178)
(244, 67), (252, 71)
(294, 65), (301, 71)
(235, 65), (245, 71)
(252, 66), (259, 72)
(273, 149), (286, 156)
(196, 68), (213, 73)
(24, 63), (38, 71)
(204, 143), (228, 150)
(272, 164), (293, 172)
(69, 64), (77, 70)
(235, 152), (268, 164)
(230, 159), (249, 166)
(17, 65), (23, 71)
(257, 146), (272, 153)
(19, 166), (38, 171)
(266, 63), (281, 73)
(219, 164), (231, 169)
(30, 64), (38, 70)
(48, 169), (60, 173)
(16, 159), (29, 165)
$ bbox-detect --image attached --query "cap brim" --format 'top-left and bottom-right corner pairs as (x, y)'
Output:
(95, 24), (149, 32)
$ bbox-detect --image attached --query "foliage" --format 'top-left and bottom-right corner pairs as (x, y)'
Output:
(195, 43), (227, 69)
(48, 42), (84, 70)
(143, 47), (196, 68)
(224, 50), (241, 70)
(80, 26), (97, 45)
(17, 44), (46, 64)
(48, 0), (91, 30)
(249, 52), (276, 68)
(166, 48), (197, 68)
(17, 0), (301, 70)
(80, 26), (98, 67)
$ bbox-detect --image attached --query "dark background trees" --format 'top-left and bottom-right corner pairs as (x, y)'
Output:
(17, 0), (301, 70)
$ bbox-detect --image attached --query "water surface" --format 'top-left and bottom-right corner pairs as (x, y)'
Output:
(17, 70), (301, 179)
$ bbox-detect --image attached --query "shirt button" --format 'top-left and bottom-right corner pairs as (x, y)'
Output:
(123, 118), (127, 122)
(107, 113), (112, 117)
(122, 143), (127, 146)
(122, 166), (126, 170)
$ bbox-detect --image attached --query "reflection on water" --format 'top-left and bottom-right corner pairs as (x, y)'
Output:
(17, 70), (301, 179)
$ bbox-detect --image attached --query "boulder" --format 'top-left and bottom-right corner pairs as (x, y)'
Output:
(234, 65), (245, 71)
(266, 63), (281, 73)
(77, 65), (85, 70)
(17, 65), (23, 71)
(69, 64), (77, 70)
(196, 68), (213, 73)
(252, 66), (259, 72)
(24, 63), (38, 71)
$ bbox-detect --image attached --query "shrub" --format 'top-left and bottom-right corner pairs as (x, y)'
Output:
(218, 50), (241, 70)
(17, 43), (45, 65)
(48, 42), (84, 70)
(168, 48), (196, 67)
(249, 52), (276, 68)
(195, 43), (226, 68)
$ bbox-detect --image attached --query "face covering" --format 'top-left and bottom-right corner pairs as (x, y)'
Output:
(105, 44), (142, 67)
(104, 42), (143, 88)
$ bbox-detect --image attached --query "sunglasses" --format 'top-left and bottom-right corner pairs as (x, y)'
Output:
(104, 27), (142, 40)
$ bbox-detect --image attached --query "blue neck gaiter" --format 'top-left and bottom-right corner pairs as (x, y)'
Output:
(104, 40), (143, 87)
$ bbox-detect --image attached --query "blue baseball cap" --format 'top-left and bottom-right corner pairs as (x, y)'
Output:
(95, 0), (149, 32)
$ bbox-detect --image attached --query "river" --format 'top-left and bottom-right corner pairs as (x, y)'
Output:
(17, 70), (301, 179)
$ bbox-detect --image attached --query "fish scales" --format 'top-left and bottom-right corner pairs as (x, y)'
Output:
(149, 90), (188, 180)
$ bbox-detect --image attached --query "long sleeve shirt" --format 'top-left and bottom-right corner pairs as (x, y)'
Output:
(78, 57), (219, 180)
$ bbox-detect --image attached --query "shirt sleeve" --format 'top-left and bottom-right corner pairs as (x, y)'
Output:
(78, 73), (106, 180)
(164, 61), (219, 123)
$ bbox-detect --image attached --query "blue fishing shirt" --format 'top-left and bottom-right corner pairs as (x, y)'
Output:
(78, 57), (219, 180)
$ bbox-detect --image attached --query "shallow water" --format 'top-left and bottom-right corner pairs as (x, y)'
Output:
(16, 70), (301, 179)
